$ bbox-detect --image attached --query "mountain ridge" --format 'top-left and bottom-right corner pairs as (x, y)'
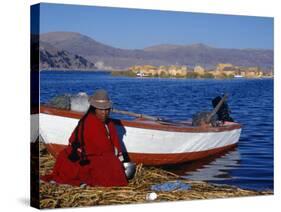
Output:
(39, 32), (273, 70)
(39, 38), (96, 70)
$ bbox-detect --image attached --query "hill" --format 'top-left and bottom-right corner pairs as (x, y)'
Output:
(39, 39), (96, 70)
(39, 32), (273, 70)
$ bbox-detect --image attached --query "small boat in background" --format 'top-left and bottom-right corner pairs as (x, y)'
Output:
(136, 71), (148, 77)
(36, 105), (242, 165)
(234, 75), (244, 78)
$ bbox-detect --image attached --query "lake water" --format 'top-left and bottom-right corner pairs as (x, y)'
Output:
(40, 71), (273, 191)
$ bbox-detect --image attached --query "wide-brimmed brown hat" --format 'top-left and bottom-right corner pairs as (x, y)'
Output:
(88, 89), (112, 109)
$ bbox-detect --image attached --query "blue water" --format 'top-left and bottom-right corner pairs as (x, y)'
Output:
(40, 71), (273, 191)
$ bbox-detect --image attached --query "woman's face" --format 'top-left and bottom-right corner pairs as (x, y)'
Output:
(95, 108), (110, 123)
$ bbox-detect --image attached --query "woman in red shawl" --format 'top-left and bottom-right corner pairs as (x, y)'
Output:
(41, 89), (128, 187)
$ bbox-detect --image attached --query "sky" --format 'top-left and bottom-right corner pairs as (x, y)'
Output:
(37, 3), (273, 50)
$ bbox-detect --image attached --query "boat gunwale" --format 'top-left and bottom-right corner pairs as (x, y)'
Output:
(40, 105), (242, 133)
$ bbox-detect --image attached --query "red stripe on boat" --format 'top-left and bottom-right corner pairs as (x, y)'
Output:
(44, 143), (237, 165)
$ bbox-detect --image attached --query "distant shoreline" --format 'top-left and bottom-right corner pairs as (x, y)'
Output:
(38, 69), (274, 79)
(110, 70), (274, 79)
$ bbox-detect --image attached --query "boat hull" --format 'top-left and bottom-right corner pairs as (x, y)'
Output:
(44, 142), (237, 165)
(37, 106), (242, 165)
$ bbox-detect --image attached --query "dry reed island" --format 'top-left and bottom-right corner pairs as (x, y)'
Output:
(39, 142), (272, 208)
(111, 63), (273, 79)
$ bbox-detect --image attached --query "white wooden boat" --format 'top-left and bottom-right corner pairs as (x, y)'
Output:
(34, 106), (242, 165)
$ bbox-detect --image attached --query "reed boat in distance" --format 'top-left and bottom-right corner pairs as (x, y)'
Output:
(36, 105), (242, 165)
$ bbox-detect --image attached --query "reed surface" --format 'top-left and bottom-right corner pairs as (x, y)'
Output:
(39, 143), (272, 209)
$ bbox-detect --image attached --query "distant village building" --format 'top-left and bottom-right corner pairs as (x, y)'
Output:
(129, 65), (157, 76)
(216, 63), (234, 72)
(246, 70), (258, 78)
(194, 65), (205, 75)
(128, 65), (189, 77)
(212, 63), (234, 77)
(221, 66), (236, 77)
(180, 66), (188, 72)
(167, 65), (188, 77)
(126, 64), (270, 78)
(238, 66), (261, 78)
(159, 66), (168, 71)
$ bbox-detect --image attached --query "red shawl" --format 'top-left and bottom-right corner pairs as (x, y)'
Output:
(41, 112), (128, 187)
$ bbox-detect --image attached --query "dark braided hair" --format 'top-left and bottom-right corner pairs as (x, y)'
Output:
(68, 106), (96, 165)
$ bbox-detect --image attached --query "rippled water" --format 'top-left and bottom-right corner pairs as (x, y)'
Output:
(40, 71), (273, 191)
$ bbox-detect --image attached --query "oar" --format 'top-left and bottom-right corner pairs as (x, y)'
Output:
(111, 108), (180, 125)
(206, 93), (228, 123)
(112, 108), (162, 121)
